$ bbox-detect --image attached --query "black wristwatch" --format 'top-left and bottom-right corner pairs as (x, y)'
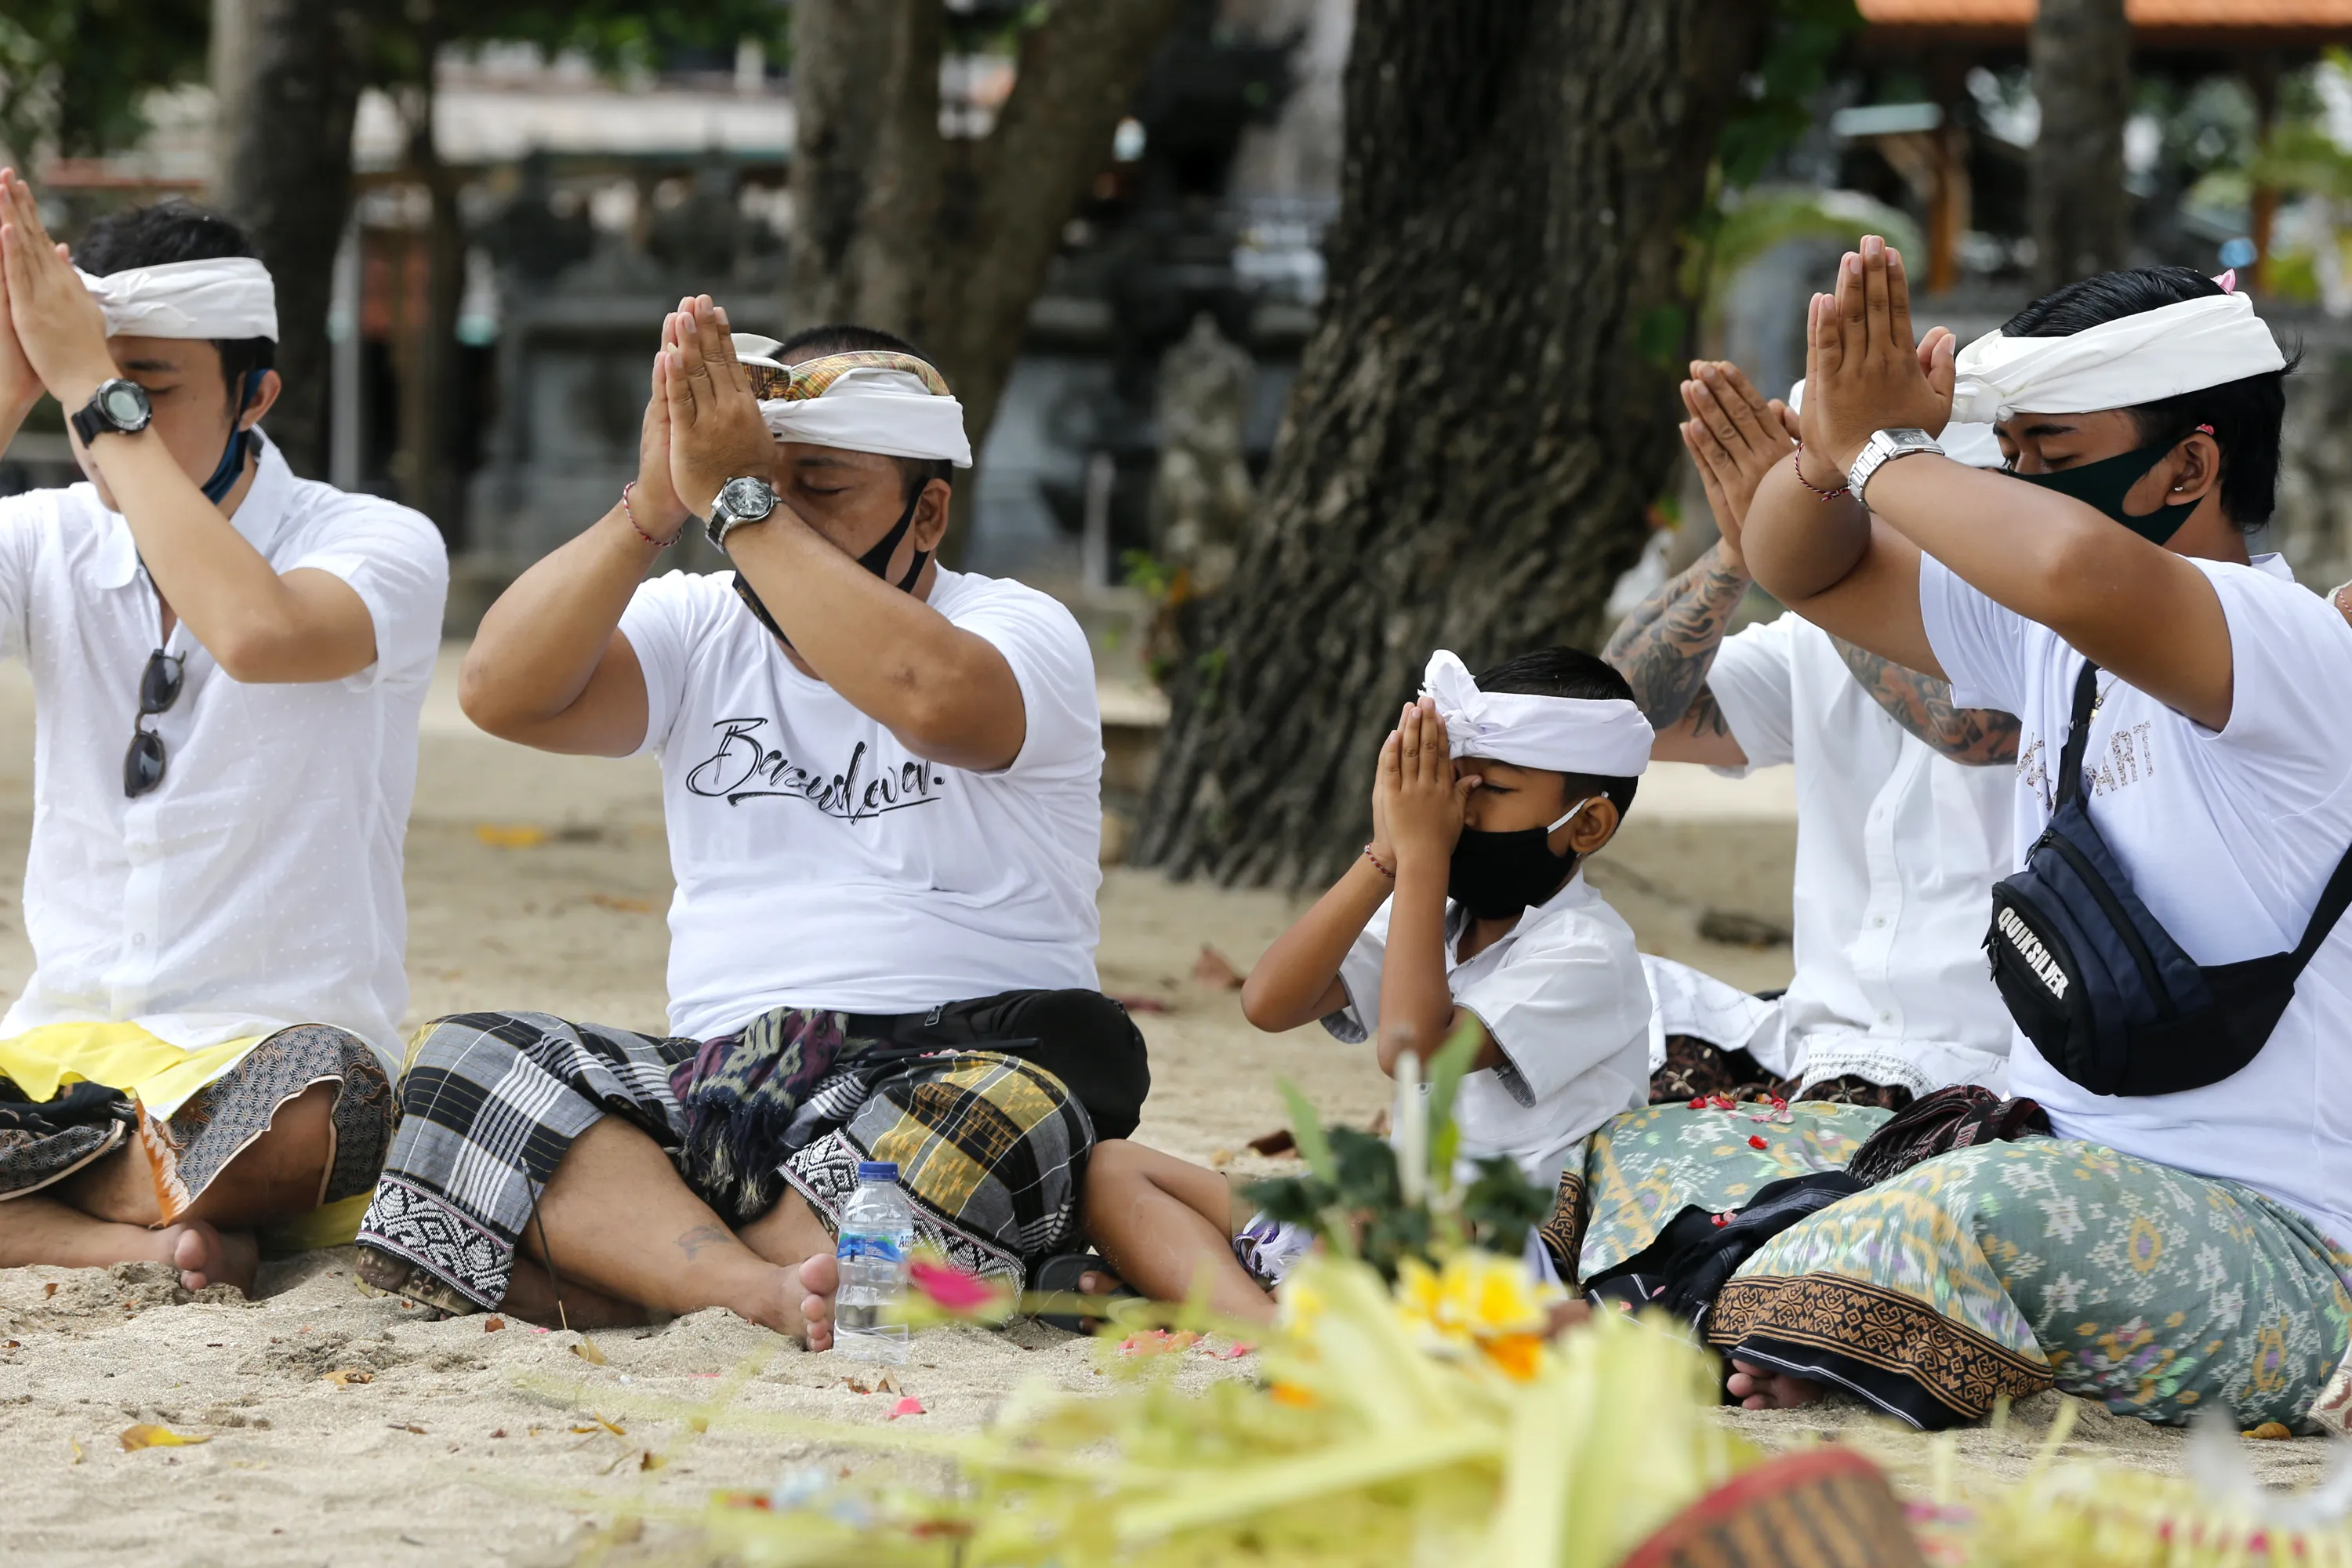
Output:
(71, 378), (153, 445)
(705, 476), (780, 551)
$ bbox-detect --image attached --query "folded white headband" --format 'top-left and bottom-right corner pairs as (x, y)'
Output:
(74, 257), (278, 341)
(1421, 651), (1653, 777)
(733, 335), (972, 467)
(1786, 377), (2002, 470)
(1949, 290), (2283, 426)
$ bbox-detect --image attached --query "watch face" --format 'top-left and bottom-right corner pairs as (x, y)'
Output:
(718, 477), (773, 519)
(101, 383), (149, 427)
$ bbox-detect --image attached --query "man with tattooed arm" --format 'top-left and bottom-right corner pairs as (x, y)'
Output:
(1602, 361), (2017, 1109)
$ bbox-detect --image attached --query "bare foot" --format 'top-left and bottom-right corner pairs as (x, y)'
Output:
(794, 1252), (837, 1352)
(165, 1220), (260, 1296)
(1727, 1357), (1827, 1410)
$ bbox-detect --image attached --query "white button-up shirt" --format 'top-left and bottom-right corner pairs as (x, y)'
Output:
(1326, 873), (1653, 1194)
(1645, 613), (2016, 1094)
(0, 435), (447, 1075)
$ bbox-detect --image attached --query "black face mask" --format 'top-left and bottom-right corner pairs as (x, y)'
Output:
(1447, 798), (1590, 920)
(2010, 440), (2202, 546)
(733, 485), (932, 645)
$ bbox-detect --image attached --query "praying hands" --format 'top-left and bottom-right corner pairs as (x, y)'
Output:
(0, 170), (118, 412)
(1795, 234), (1957, 490)
(660, 294), (775, 521)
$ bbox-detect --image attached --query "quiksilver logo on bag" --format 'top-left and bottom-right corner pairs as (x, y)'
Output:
(1998, 908), (2069, 1000)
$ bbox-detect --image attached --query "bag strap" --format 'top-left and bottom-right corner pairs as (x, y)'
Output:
(2054, 661), (2100, 808)
(2288, 835), (2352, 978)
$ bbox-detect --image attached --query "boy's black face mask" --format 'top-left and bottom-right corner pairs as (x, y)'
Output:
(1446, 799), (1590, 920)
(2009, 439), (2203, 546)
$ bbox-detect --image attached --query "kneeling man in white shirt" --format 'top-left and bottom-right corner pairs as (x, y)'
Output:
(0, 181), (448, 1296)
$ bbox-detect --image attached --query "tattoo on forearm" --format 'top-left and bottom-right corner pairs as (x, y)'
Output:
(676, 1223), (733, 1262)
(1828, 634), (2021, 765)
(1600, 543), (1753, 728)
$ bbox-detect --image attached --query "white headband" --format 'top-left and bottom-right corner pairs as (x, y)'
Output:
(1950, 291), (2283, 426)
(74, 257), (278, 341)
(734, 335), (972, 467)
(1421, 651), (1653, 777)
(1786, 378), (2003, 470)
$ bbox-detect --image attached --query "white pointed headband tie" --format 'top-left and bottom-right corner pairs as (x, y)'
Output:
(74, 257), (278, 341)
(731, 335), (973, 467)
(1948, 286), (2283, 426)
(1419, 651), (1654, 777)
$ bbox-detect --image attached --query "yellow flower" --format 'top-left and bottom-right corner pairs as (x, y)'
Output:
(1392, 1250), (1558, 1373)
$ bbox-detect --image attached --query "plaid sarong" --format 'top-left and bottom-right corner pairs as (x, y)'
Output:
(357, 1010), (1092, 1314)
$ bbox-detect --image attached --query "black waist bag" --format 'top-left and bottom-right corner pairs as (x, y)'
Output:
(1985, 662), (2352, 1098)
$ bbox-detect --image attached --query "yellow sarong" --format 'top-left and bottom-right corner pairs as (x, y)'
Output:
(0, 1020), (368, 1250)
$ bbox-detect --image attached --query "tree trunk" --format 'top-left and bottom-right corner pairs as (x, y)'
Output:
(2029, 0), (2132, 289)
(209, 0), (372, 479)
(785, 0), (1186, 449)
(390, 64), (466, 543)
(1134, 0), (1764, 888)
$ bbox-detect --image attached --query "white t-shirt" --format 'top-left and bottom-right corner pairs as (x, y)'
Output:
(0, 436), (448, 1076)
(1653, 614), (2016, 1094)
(1921, 551), (2352, 1247)
(1323, 873), (1653, 1192)
(621, 567), (1104, 1039)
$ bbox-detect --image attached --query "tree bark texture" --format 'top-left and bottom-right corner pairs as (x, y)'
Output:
(785, 0), (1187, 449)
(2029, 0), (2132, 289)
(391, 67), (467, 543)
(209, 0), (372, 479)
(1134, 0), (1764, 888)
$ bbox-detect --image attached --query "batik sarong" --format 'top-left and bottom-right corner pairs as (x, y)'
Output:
(1708, 1139), (2352, 1431)
(356, 1010), (1094, 1316)
(0, 1023), (391, 1240)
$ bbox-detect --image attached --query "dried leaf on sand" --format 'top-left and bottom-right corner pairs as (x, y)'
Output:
(119, 1424), (209, 1450)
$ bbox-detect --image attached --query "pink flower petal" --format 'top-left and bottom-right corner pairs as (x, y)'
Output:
(887, 1396), (926, 1419)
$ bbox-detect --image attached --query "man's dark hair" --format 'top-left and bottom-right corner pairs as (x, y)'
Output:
(2001, 267), (2292, 531)
(73, 201), (274, 405)
(1471, 646), (1639, 822)
(775, 322), (953, 505)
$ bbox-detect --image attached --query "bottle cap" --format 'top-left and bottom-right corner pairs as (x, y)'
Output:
(856, 1160), (899, 1183)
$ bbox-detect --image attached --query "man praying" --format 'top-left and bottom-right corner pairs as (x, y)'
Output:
(357, 300), (1141, 1347)
(1709, 247), (2352, 1432)
(0, 180), (448, 1295)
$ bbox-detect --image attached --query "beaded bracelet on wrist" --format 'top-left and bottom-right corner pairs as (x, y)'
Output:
(622, 481), (687, 549)
(1789, 445), (1851, 501)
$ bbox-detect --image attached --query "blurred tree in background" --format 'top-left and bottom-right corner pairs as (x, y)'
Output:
(0, 0), (209, 164)
(1137, 0), (1852, 886)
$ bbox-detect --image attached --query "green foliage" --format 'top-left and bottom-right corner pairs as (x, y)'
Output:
(0, 0), (209, 162)
(375, 2), (794, 88)
(1715, 0), (1862, 191)
(1247, 1025), (1554, 1282)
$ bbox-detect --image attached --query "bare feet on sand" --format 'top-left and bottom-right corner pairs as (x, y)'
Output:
(1727, 1357), (1827, 1410)
(165, 1220), (260, 1295)
(793, 1252), (840, 1352)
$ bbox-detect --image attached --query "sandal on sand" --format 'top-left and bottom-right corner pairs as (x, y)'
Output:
(1030, 1251), (1140, 1334)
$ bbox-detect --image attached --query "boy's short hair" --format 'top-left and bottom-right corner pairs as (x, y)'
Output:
(1470, 646), (1640, 823)
(2000, 267), (2292, 531)
(73, 201), (275, 401)
(775, 322), (953, 506)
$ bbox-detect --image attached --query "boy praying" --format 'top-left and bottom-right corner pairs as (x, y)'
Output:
(1081, 648), (1656, 1320)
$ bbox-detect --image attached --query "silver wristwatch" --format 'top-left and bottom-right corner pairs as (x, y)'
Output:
(1846, 428), (1943, 502)
(705, 476), (780, 551)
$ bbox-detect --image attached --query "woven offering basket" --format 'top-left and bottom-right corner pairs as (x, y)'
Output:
(1617, 1446), (1929, 1568)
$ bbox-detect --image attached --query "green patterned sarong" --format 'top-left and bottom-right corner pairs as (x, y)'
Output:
(1569, 1105), (2352, 1431)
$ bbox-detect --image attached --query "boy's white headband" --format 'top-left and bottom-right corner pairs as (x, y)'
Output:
(1421, 651), (1653, 777)
(1949, 290), (2283, 426)
(74, 257), (278, 341)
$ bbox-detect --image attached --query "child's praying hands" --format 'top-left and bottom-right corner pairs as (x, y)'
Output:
(1383, 698), (1479, 875)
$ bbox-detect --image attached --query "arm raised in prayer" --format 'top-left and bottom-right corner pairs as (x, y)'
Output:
(1374, 702), (1501, 1077)
(664, 299), (1029, 772)
(1777, 236), (2236, 729)
(1242, 730), (1406, 1033)
(0, 171), (378, 684)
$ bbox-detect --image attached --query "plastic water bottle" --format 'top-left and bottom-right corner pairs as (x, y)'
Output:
(832, 1160), (915, 1363)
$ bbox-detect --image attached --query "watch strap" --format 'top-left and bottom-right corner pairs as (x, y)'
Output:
(1848, 428), (1941, 502)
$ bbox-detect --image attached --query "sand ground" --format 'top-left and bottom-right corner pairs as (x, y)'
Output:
(0, 652), (2331, 1564)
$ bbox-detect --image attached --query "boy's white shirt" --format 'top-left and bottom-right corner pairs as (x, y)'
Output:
(1920, 550), (2352, 1248)
(1323, 870), (1653, 1195)
(0, 434), (449, 1076)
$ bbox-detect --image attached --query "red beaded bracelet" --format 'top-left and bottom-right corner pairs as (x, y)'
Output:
(622, 481), (686, 548)
(1363, 844), (1395, 878)
(1790, 446), (1850, 501)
